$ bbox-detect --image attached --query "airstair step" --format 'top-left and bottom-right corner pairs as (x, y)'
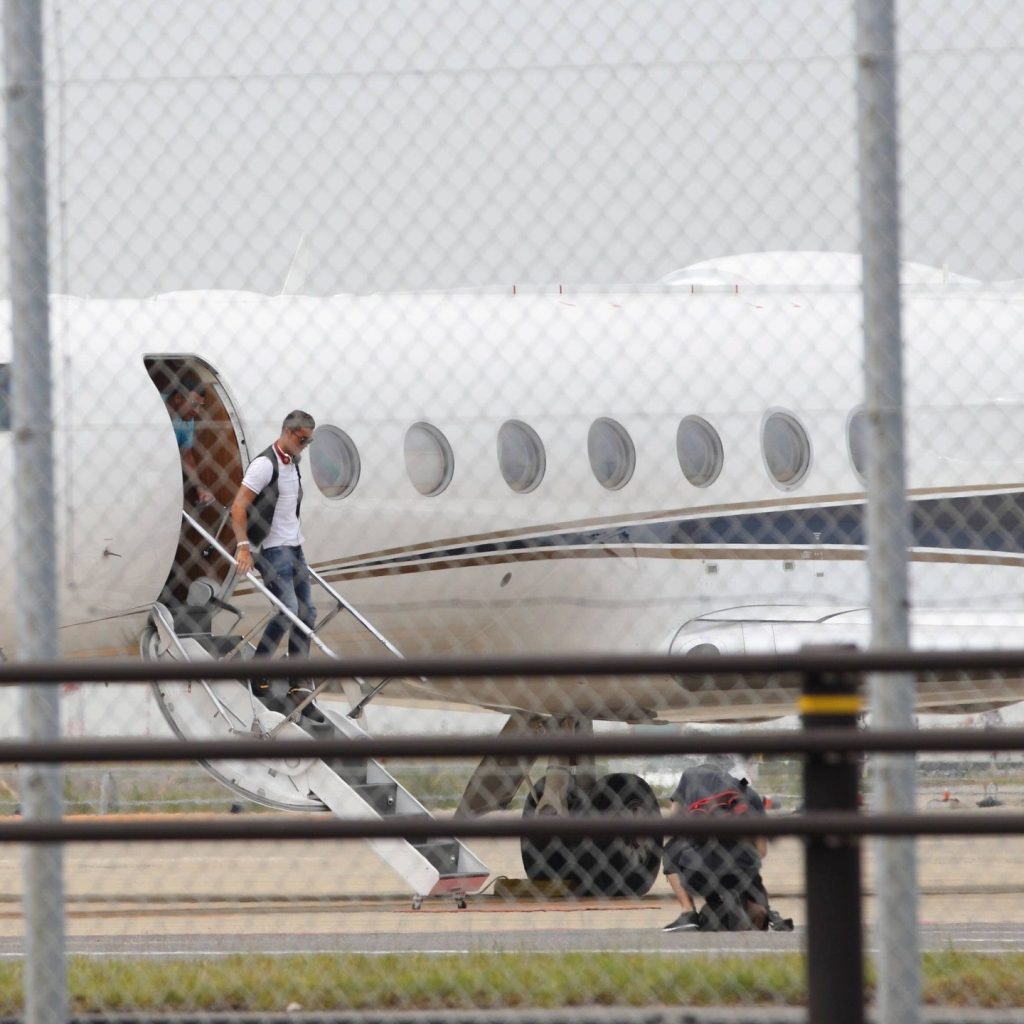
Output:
(326, 758), (370, 785)
(412, 837), (462, 876)
(352, 781), (399, 815)
(146, 574), (490, 900)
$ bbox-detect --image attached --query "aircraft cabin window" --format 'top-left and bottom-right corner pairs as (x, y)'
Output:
(405, 422), (454, 496)
(309, 424), (360, 498)
(847, 407), (868, 481)
(498, 420), (545, 493)
(677, 416), (723, 487)
(588, 417), (635, 491)
(0, 364), (8, 431)
(762, 410), (811, 488)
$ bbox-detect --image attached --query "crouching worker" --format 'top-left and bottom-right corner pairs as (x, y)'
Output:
(661, 763), (793, 933)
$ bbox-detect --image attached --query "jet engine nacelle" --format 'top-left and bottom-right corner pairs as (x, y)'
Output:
(669, 605), (1024, 714)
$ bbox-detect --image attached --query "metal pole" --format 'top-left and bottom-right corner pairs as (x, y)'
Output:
(3, 2), (68, 1023)
(855, 0), (920, 1021)
(801, 657), (865, 1024)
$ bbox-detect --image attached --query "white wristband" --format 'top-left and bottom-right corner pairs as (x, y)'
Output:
(236, 541), (250, 549)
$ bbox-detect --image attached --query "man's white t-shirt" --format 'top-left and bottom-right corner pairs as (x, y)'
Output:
(241, 447), (304, 549)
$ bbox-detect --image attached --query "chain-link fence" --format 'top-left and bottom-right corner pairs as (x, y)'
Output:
(5, 0), (1024, 1019)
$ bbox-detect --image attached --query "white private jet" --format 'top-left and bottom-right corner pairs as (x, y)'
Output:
(1, 250), (1023, 897)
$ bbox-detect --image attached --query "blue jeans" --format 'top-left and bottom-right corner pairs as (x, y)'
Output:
(254, 545), (316, 659)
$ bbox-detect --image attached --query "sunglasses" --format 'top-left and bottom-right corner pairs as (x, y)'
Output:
(292, 431), (314, 447)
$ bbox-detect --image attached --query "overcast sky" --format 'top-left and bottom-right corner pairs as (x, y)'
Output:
(3, 1), (1022, 296)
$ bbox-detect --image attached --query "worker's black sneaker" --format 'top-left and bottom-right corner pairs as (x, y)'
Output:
(662, 911), (701, 932)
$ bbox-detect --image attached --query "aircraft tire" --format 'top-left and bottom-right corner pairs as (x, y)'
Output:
(520, 772), (662, 897)
(574, 772), (663, 898)
(520, 777), (587, 890)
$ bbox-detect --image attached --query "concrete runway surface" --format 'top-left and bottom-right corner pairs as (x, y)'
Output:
(0, 828), (1021, 956)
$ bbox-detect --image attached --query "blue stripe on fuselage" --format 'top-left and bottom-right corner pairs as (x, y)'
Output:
(326, 489), (1024, 573)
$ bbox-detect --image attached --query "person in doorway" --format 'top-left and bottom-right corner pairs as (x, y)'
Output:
(230, 410), (322, 721)
(163, 372), (214, 506)
(661, 763), (791, 932)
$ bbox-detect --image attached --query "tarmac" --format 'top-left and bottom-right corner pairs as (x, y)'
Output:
(0, 826), (1020, 952)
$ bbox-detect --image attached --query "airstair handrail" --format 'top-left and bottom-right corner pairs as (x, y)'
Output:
(180, 508), (423, 717)
(186, 503), (398, 659)
(306, 564), (407, 661)
(304, 564), (435, 715)
(180, 510), (340, 660)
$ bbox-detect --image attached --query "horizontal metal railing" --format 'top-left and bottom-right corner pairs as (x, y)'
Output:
(0, 728), (1020, 764)
(5, 645), (1024, 682)
(0, 648), (1019, 842)
(5, 646), (1020, 1024)
(0, 812), (1018, 844)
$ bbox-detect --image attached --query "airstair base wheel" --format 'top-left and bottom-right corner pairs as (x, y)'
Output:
(139, 626), (160, 660)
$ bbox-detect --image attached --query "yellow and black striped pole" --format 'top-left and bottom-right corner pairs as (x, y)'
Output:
(801, 650), (865, 1024)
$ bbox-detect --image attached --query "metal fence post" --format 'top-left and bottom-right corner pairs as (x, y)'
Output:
(855, 0), (921, 1020)
(801, 658), (865, 1024)
(3, 1), (68, 1022)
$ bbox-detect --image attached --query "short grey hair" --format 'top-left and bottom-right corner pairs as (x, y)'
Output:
(282, 410), (315, 433)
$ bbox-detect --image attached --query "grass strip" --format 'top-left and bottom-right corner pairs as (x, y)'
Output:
(0, 952), (1018, 1012)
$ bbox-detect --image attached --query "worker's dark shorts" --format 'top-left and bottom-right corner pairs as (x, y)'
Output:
(663, 837), (759, 885)
(676, 866), (769, 908)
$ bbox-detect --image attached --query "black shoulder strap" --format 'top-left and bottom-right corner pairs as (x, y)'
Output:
(246, 446), (280, 547)
(264, 445), (280, 485)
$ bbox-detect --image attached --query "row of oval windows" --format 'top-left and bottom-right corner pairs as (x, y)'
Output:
(309, 410), (873, 499)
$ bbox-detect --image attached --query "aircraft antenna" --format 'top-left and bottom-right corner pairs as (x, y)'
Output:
(280, 232), (309, 295)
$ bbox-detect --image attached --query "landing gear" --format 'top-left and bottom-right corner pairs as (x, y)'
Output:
(520, 775), (588, 889)
(520, 771), (662, 898)
(577, 773), (662, 898)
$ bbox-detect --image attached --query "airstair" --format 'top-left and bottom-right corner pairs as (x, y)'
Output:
(142, 510), (490, 904)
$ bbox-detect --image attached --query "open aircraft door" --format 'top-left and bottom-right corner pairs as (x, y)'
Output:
(144, 355), (249, 607)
